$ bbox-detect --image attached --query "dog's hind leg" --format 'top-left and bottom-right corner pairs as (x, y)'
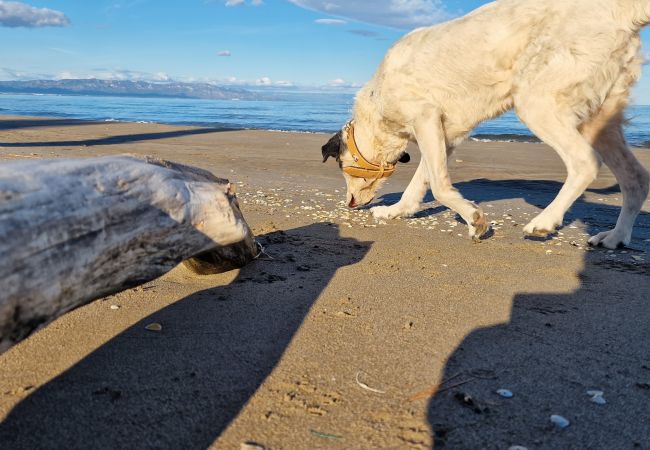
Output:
(515, 98), (602, 237)
(582, 107), (650, 248)
(371, 158), (429, 219)
(412, 109), (489, 240)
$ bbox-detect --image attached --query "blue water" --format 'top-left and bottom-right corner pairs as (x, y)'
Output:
(1, 92), (649, 147)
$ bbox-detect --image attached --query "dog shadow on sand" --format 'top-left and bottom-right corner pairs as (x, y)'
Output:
(379, 179), (650, 449)
(0, 223), (371, 450)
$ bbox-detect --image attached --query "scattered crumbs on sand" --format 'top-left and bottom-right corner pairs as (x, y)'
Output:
(237, 188), (612, 253)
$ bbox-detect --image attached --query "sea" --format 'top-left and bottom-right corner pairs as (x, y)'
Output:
(1, 91), (650, 147)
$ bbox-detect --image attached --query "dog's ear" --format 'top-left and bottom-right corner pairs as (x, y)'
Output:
(398, 152), (411, 163)
(322, 131), (342, 162)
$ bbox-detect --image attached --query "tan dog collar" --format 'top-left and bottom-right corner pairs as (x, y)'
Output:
(342, 122), (396, 180)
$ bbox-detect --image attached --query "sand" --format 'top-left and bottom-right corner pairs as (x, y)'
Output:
(0, 115), (649, 450)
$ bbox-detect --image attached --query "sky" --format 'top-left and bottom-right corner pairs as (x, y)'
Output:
(1, 0), (650, 102)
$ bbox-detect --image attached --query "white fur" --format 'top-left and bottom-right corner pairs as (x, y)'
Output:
(338, 0), (650, 248)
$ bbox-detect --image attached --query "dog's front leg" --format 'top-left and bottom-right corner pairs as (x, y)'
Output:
(371, 158), (429, 219)
(413, 109), (489, 240)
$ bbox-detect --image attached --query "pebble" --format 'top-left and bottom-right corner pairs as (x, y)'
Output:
(145, 322), (162, 332)
(587, 390), (606, 405)
(496, 389), (514, 398)
(110, 305), (120, 310)
(550, 414), (570, 429)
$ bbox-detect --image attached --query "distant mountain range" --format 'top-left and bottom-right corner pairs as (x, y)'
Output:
(0, 79), (262, 101)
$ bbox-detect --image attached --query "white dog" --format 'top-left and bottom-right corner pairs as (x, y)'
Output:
(322, 0), (650, 249)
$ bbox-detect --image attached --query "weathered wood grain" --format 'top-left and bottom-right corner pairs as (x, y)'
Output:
(0, 155), (257, 352)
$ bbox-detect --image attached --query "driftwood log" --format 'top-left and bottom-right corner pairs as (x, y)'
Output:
(0, 155), (257, 353)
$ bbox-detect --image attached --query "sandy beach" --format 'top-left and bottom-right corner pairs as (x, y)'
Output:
(0, 115), (649, 449)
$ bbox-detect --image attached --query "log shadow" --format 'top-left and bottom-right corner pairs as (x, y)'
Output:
(0, 222), (371, 449)
(0, 127), (235, 148)
(421, 182), (650, 449)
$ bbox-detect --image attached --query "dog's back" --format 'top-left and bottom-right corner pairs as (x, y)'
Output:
(364, 0), (647, 143)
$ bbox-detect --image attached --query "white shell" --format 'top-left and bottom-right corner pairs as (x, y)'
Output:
(496, 389), (514, 398)
(240, 443), (265, 450)
(591, 395), (607, 405)
(550, 415), (570, 429)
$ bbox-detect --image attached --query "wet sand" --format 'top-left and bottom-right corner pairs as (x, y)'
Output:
(0, 115), (649, 450)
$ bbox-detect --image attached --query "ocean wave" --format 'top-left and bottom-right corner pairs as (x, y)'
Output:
(470, 134), (541, 144)
(264, 128), (320, 134)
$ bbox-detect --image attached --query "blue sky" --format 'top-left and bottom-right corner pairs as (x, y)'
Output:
(1, 0), (650, 102)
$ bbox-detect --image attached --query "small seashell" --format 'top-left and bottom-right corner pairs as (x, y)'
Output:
(110, 305), (120, 310)
(591, 395), (607, 405)
(550, 414), (570, 429)
(586, 389), (607, 405)
(145, 322), (162, 332)
(496, 389), (514, 398)
(240, 442), (265, 450)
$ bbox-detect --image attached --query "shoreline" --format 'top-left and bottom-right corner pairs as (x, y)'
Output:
(1, 105), (649, 147)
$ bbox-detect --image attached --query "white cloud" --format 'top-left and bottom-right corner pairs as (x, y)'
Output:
(48, 47), (76, 55)
(97, 69), (172, 82)
(55, 71), (74, 80)
(0, 66), (51, 80)
(0, 1), (70, 28)
(347, 29), (381, 38)
(217, 50), (232, 56)
(314, 18), (346, 25)
(255, 76), (272, 86)
(326, 78), (361, 89)
(152, 72), (171, 81)
(225, 0), (263, 6)
(288, 0), (449, 29)
(46, 69), (173, 82)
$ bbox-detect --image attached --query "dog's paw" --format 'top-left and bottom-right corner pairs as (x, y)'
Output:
(469, 209), (490, 241)
(371, 204), (409, 220)
(523, 214), (562, 237)
(588, 229), (631, 249)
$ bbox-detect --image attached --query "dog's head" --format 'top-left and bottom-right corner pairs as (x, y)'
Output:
(322, 126), (410, 208)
